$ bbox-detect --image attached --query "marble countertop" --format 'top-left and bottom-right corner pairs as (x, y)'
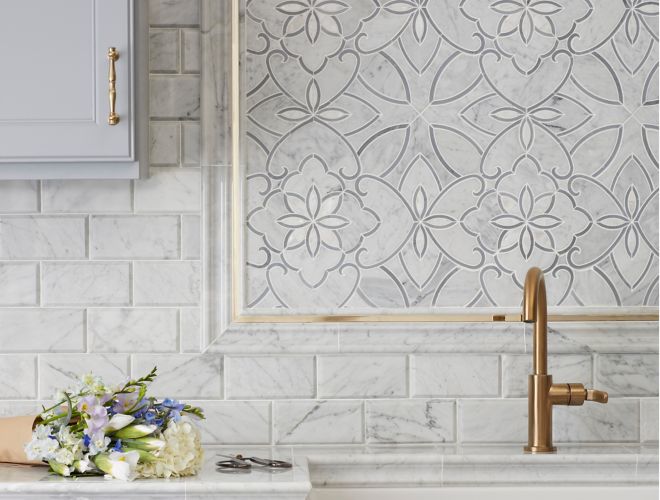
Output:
(0, 444), (656, 498)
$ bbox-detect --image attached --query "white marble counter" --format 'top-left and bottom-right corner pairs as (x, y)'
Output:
(0, 444), (656, 499)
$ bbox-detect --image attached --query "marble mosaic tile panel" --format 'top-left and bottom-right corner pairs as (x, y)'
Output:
(241, 0), (659, 313)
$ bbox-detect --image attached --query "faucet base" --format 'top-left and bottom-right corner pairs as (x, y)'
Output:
(524, 445), (557, 454)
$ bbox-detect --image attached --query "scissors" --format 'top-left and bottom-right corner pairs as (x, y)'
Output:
(215, 453), (292, 470)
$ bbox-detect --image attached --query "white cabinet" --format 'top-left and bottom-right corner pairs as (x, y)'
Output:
(0, 0), (147, 179)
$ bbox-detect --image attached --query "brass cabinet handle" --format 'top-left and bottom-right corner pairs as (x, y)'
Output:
(107, 47), (119, 125)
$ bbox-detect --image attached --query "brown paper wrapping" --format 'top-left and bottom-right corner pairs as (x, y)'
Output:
(0, 415), (44, 465)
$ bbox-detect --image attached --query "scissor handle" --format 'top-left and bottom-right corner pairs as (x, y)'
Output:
(215, 458), (250, 469)
(247, 456), (292, 468)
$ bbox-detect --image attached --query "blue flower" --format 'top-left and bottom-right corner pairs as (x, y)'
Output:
(112, 439), (122, 452)
(83, 434), (91, 447)
(161, 398), (185, 422)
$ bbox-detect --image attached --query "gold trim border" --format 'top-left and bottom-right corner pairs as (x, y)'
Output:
(229, 0), (659, 325)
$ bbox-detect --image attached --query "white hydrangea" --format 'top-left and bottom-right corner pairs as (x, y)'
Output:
(24, 425), (60, 462)
(136, 418), (203, 479)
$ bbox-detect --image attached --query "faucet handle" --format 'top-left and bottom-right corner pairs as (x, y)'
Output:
(586, 389), (608, 404)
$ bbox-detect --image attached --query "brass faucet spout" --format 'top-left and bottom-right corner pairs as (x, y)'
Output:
(521, 267), (608, 454)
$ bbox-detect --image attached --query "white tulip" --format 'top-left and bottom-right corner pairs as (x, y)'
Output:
(104, 413), (135, 432)
(94, 450), (140, 481)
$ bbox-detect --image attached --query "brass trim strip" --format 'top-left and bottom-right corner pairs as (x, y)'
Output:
(234, 313), (659, 324)
(229, 2), (659, 325)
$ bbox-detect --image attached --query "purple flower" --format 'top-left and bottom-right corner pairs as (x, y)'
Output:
(112, 393), (138, 414)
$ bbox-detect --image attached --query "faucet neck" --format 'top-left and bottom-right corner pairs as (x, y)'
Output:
(523, 267), (548, 375)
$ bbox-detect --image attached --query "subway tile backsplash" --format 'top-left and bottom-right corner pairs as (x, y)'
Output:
(0, 0), (655, 450)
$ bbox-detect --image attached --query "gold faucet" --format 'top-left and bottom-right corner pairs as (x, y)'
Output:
(522, 267), (608, 453)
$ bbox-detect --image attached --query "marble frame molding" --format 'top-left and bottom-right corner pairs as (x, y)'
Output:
(199, 0), (659, 348)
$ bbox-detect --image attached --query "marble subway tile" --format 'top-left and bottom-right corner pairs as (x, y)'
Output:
(459, 399), (527, 443)
(0, 309), (84, 352)
(274, 400), (363, 444)
(555, 399), (639, 442)
(595, 354), (659, 396)
(90, 216), (180, 259)
(0, 401), (47, 417)
(182, 122), (201, 165)
(366, 399), (455, 444)
(318, 355), (407, 398)
(413, 355), (499, 397)
(181, 215), (201, 259)
(42, 262), (130, 306)
(134, 167), (201, 213)
(0, 181), (38, 213)
(641, 399), (659, 442)
(134, 261), (200, 305)
(0, 263), (38, 305)
(226, 356), (315, 399)
(150, 76), (200, 119)
(338, 323), (527, 353)
(180, 307), (201, 352)
(193, 401), (271, 445)
(149, 0), (200, 26)
(132, 354), (222, 398)
(89, 308), (179, 352)
(182, 29), (200, 73)
(200, 0), (231, 166)
(149, 122), (180, 165)
(149, 28), (179, 72)
(208, 325), (340, 354)
(502, 354), (592, 397)
(40, 355), (129, 398)
(42, 180), (132, 213)
(0, 355), (36, 398)
(0, 216), (86, 259)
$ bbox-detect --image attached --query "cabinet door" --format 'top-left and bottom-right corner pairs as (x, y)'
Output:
(0, 0), (135, 163)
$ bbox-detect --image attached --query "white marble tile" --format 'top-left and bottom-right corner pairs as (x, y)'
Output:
(42, 262), (130, 306)
(0, 309), (84, 352)
(274, 400), (363, 444)
(90, 215), (180, 259)
(338, 323), (527, 353)
(207, 321), (339, 353)
(39, 354), (129, 398)
(134, 167), (201, 212)
(200, 0), (231, 166)
(596, 354), (659, 396)
(180, 307), (202, 352)
(149, 0), (200, 26)
(0, 355), (36, 398)
(413, 355), (499, 397)
(226, 356), (315, 399)
(132, 354), (222, 398)
(502, 354), (592, 397)
(149, 122), (180, 165)
(134, 261), (201, 305)
(555, 399), (639, 442)
(42, 180), (132, 213)
(459, 399), (527, 443)
(0, 216), (86, 259)
(318, 355), (407, 398)
(366, 399), (455, 444)
(0, 400), (46, 417)
(193, 400), (271, 444)
(0, 181), (38, 213)
(182, 214), (201, 258)
(182, 28), (200, 73)
(641, 399), (659, 442)
(149, 28), (179, 72)
(182, 122), (201, 165)
(0, 263), (38, 305)
(88, 308), (179, 352)
(150, 76), (200, 119)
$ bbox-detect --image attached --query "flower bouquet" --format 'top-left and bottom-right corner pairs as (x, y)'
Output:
(22, 367), (205, 481)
